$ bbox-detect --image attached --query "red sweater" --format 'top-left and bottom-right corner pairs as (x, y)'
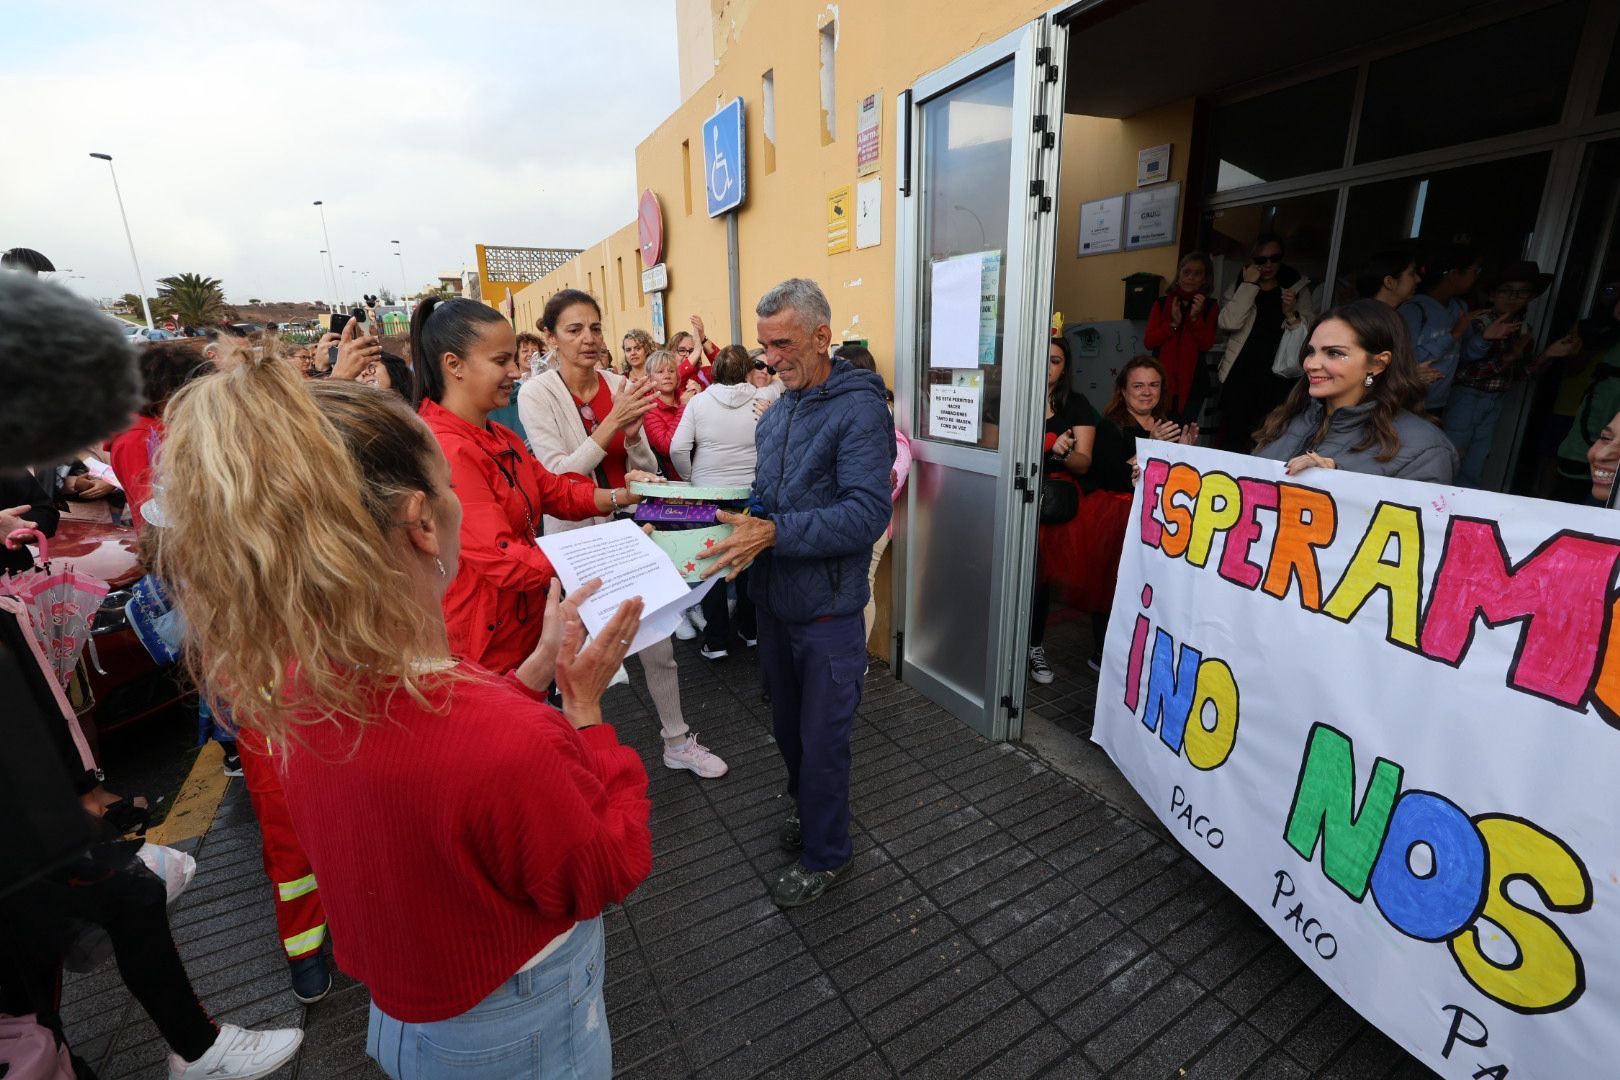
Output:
(1144, 290), (1219, 414)
(643, 400), (685, 476)
(106, 415), (162, 532)
(277, 667), (652, 1023)
(421, 399), (600, 672)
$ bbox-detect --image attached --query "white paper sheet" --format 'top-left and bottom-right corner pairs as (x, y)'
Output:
(928, 254), (983, 368)
(536, 519), (721, 656)
(928, 384), (981, 443)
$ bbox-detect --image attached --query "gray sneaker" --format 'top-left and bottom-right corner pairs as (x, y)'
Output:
(769, 862), (852, 908)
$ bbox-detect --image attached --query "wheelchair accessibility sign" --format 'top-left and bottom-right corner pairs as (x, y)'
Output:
(704, 97), (747, 218)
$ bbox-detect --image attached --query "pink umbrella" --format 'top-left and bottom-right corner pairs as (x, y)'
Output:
(3, 528), (109, 687)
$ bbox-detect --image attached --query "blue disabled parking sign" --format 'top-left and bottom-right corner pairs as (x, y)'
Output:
(704, 97), (746, 218)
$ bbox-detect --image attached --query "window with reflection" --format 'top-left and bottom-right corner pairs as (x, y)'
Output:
(917, 62), (1013, 448)
(1355, 2), (1583, 164)
(1206, 71), (1355, 193)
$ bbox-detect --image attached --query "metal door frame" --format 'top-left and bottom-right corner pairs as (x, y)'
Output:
(891, 19), (1057, 740)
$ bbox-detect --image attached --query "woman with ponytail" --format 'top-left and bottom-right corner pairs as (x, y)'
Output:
(411, 296), (650, 673)
(155, 359), (653, 1078)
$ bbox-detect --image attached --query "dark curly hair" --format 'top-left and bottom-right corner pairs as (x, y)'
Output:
(137, 342), (211, 418)
(1253, 299), (1430, 462)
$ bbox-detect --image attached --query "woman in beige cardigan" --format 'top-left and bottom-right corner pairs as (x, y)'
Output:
(518, 288), (728, 780)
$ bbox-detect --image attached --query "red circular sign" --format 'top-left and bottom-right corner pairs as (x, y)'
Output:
(637, 190), (663, 269)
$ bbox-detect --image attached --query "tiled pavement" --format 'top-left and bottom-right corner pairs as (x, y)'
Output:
(63, 637), (1433, 1078)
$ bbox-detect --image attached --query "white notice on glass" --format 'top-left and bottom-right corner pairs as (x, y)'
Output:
(928, 254), (983, 368)
(929, 384), (981, 443)
(1077, 195), (1124, 256)
(535, 519), (720, 656)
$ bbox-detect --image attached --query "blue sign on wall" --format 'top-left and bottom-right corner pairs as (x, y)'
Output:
(704, 97), (747, 218)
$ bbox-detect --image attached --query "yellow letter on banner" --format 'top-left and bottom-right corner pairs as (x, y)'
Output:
(1183, 658), (1239, 770)
(1448, 815), (1591, 1013)
(1322, 503), (1422, 648)
(1186, 472), (1242, 569)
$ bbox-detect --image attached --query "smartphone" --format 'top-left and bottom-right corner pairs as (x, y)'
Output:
(329, 312), (353, 337)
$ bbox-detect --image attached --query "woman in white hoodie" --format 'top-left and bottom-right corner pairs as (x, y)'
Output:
(669, 345), (765, 658)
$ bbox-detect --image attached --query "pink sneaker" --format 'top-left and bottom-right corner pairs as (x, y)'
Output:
(663, 735), (728, 778)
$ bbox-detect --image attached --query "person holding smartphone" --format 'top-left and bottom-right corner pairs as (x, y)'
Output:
(1216, 233), (1314, 452)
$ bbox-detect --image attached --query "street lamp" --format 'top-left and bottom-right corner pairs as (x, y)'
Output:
(390, 240), (409, 307)
(313, 200), (338, 310)
(89, 153), (154, 329)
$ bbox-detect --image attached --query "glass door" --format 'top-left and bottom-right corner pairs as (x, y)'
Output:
(892, 19), (1058, 739)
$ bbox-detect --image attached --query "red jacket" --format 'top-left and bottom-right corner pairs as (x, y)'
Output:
(421, 399), (599, 672)
(278, 666), (651, 1023)
(107, 414), (163, 532)
(1145, 290), (1219, 414)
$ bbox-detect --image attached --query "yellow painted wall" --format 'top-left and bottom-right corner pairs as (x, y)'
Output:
(512, 0), (1197, 653)
(512, 222), (645, 352)
(1052, 100), (1197, 326)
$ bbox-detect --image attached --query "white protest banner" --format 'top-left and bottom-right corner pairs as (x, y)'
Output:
(1094, 442), (1619, 1078)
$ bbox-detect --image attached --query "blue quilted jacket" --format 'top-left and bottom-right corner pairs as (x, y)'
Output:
(749, 359), (896, 622)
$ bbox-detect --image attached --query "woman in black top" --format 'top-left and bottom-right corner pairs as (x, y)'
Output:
(1054, 357), (1197, 667)
(1022, 338), (1098, 687)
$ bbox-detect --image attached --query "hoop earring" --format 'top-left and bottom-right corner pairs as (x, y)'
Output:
(1364, 374), (1375, 387)
(435, 557), (447, 578)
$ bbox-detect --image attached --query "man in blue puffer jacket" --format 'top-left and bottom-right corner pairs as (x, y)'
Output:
(703, 278), (895, 907)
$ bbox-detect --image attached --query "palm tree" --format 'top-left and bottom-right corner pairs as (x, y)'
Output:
(157, 273), (226, 327)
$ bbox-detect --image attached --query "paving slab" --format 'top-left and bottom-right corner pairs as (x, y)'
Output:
(61, 636), (1430, 1078)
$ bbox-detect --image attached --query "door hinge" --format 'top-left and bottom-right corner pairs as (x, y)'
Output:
(1030, 179), (1045, 197)
(1036, 46), (1051, 65)
(1013, 474), (1035, 503)
(1001, 694), (1019, 719)
(1041, 131), (1055, 149)
(1046, 63), (1060, 83)
(1033, 113), (1048, 132)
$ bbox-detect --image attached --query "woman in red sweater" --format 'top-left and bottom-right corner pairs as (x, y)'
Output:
(106, 342), (210, 531)
(411, 297), (650, 673)
(1144, 251), (1219, 423)
(154, 361), (653, 1078)
(641, 349), (696, 476)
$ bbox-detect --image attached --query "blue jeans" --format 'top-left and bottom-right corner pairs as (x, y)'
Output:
(1443, 385), (1508, 488)
(366, 918), (610, 1079)
(757, 607), (866, 871)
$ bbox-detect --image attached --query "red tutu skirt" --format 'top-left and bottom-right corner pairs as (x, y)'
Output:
(1039, 488), (1132, 613)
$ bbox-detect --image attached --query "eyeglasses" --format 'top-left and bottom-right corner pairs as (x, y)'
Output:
(1253, 254), (1283, 265)
(752, 359), (776, 374)
(676, 346), (695, 356)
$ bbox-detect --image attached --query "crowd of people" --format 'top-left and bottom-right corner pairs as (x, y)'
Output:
(0, 270), (896, 1079)
(2, 228), (1614, 1076)
(1023, 234), (1611, 687)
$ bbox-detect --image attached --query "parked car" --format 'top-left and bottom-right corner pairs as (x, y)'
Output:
(230, 322), (264, 336)
(125, 326), (178, 341)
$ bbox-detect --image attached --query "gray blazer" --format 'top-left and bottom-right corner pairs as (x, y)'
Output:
(1252, 400), (1458, 485)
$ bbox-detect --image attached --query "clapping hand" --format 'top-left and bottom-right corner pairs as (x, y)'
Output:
(555, 595), (644, 730)
(1149, 419), (1183, 442)
(1417, 360), (1444, 386)
(516, 578), (602, 694)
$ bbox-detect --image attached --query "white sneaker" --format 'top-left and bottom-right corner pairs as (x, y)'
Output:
(673, 618), (698, 641)
(663, 735), (728, 778)
(1028, 645), (1055, 685)
(169, 1023), (303, 1080)
(686, 606), (707, 632)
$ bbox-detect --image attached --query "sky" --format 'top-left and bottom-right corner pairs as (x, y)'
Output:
(1, 0), (681, 306)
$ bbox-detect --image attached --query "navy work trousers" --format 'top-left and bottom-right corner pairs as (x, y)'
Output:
(756, 606), (867, 872)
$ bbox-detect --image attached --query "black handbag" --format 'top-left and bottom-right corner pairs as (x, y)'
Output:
(1039, 474), (1079, 525)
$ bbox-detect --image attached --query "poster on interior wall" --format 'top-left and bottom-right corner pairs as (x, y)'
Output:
(927, 384), (980, 443)
(1094, 440), (1620, 1079)
(855, 179), (881, 249)
(1124, 182), (1180, 250)
(856, 92), (882, 176)
(1077, 195), (1124, 256)
(1137, 142), (1171, 186)
(827, 185), (853, 255)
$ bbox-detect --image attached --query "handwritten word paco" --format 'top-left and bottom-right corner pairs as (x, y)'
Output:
(1286, 723), (1591, 1014)
(1138, 460), (1620, 721)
